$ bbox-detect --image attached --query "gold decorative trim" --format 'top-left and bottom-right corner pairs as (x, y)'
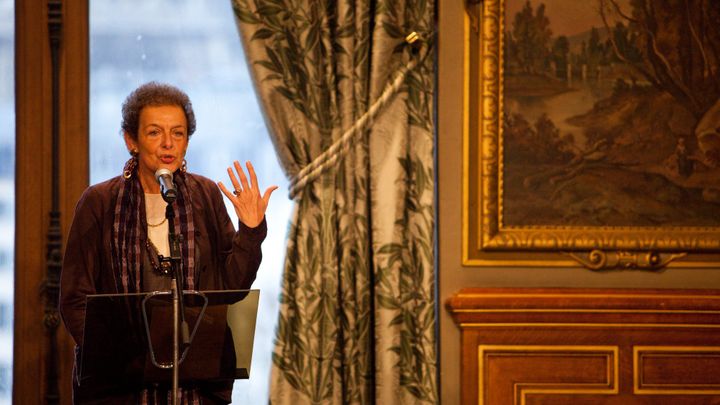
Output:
(481, 229), (720, 251)
(453, 292), (720, 300)
(478, 345), (618, 405)
(463, 256), (720, 268)
(634, 346), (720, 395)
(452, 308), (720, 314)
(460, 0), (720, 267)
(568, 250), (687, 270)
(462, 8), (472, 265)
(461, 323), (720, 329)
(462, 257), (578, 267)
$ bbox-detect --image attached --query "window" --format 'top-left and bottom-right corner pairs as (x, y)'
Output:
(0, 0), (14, 403)
(90, 1), (291, 402)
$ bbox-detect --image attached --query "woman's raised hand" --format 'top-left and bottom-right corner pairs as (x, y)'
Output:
(218, 161), (277, 228)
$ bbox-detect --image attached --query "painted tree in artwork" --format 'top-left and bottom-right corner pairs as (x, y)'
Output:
(599, 0), (720, 171)
(550, 35), (569, 77)
(599, 0), (720, 120)
(507, 1), (552, 74)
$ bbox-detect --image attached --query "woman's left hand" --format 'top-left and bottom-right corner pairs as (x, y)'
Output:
(218, 160), (278, 228)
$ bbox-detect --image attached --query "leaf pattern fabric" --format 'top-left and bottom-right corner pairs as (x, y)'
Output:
(231, 0), (436, 403)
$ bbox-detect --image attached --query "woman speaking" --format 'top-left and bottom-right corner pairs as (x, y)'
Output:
(59, 82), (276, 404)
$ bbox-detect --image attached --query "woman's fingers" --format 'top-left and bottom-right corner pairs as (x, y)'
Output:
(227, 166), (242, 193)
(218, 160), (278, 228)
(217, 181), (235, 200)
(234, 160), (251, 192)
(247, 161), (259, 192)
(263, 186), (278, 205)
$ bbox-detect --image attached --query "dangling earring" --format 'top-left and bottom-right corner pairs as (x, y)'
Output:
(123, 149), (138, 179)
(180, 159), (187, 173)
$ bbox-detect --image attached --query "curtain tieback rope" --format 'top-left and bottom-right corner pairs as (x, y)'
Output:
(288, 32), (429, 200)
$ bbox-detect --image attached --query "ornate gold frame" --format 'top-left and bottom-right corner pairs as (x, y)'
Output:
(461, 0), (720, 269)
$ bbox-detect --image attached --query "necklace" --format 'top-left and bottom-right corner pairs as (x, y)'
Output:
(147, 217), (167, 228)
(145, 239), (171, 275)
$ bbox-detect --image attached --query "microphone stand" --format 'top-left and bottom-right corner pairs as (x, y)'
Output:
(163, 202), (190, 405)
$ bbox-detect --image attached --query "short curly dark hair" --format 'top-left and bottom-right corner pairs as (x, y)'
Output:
(121, 82), (197, 140)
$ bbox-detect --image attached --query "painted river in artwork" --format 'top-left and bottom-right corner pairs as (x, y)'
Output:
(506, 78), (614, 150)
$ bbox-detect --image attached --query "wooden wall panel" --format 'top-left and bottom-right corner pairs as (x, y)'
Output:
(447, 288), (720, 405)
(481, 346), (617, 404)
(634, 347), (720, 394)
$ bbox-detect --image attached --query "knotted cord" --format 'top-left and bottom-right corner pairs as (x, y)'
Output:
(288, 32), (429, 199)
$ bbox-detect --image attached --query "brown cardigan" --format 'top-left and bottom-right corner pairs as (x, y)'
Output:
(59, 173), (266, 404)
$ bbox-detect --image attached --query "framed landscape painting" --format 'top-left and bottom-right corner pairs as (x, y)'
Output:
(463, 0), (720, 269)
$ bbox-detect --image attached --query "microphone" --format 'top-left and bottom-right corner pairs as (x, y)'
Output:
(155, 168), (178, 203)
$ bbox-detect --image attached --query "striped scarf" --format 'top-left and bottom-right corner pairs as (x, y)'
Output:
(111, 170), (201, 404)
(111, 171), (196, 292)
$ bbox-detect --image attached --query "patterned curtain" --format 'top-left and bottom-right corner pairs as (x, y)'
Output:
(231, 0), (436, 403)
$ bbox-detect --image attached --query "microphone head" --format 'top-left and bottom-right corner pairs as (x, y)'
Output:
(154, 168), (177, 203)
(155, 168), (173, 181)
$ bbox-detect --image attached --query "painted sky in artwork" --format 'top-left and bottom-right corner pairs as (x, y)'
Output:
(505, 0), (632, 37)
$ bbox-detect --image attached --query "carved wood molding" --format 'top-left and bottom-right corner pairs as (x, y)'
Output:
(634, 346), (720, 395)
(447, 288), (720, 405)
(479, 345), (617, 405)
(43, 2), (63, 404)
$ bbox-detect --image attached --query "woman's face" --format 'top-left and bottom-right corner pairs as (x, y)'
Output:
(124, 104), (189, 192)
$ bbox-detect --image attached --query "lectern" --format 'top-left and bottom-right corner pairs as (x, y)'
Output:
(77, 289), (259, 399)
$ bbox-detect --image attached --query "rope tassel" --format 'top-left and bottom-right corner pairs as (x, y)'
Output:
(288, 32), (430, 199)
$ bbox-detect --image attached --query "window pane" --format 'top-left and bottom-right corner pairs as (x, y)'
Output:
(0, 0), (13, 403)
(90, 2), (290, 402)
